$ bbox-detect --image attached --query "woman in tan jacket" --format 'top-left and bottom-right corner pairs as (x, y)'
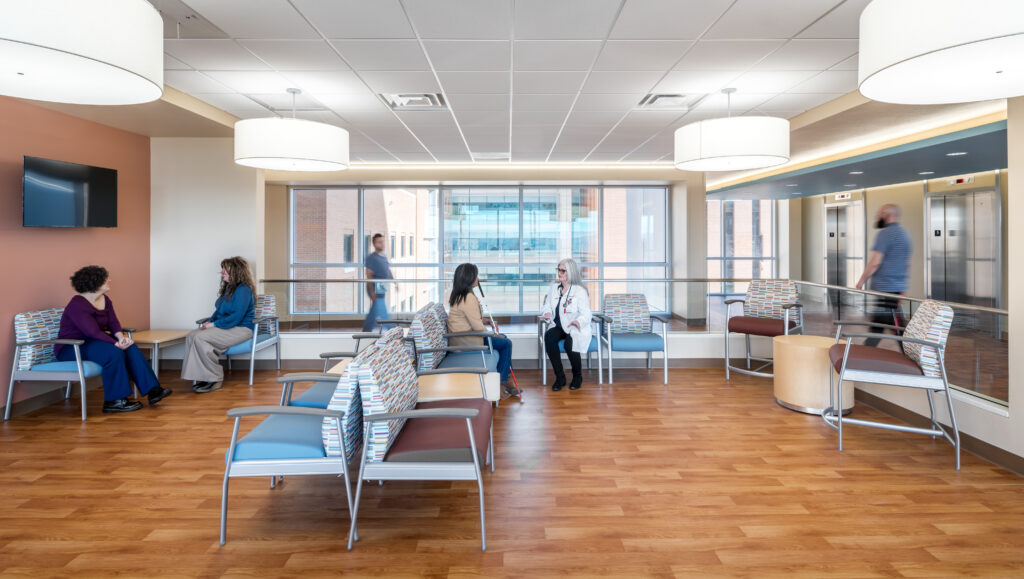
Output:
(448, 263), (515, 396)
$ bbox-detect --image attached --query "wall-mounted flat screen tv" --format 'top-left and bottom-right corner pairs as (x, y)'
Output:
(23, 156), (117, 228)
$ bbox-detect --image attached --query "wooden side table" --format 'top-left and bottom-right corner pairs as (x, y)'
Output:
(132, 330), (190, 375)
(773, 334), (853, 415)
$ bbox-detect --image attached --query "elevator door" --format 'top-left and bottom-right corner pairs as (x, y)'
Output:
(928, 190), (1000, 308)
(825, 203), (865, 305)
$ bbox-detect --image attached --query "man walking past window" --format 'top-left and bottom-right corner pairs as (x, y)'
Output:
(855, 204), (912, 347)
(364, 233), (392, 332)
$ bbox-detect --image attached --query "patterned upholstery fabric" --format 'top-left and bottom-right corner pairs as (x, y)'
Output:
(410, 303), (446, 371)
(255, 294), (277, 337)
(901, 300), (954, 377)
(742, 280), (798, 320)
(13, 308), (63, 371)
(355, 328), (420, 463)
(432, 302), (448, 329)
(603, 294), (652, 334)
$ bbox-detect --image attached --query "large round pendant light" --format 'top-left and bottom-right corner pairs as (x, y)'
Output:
(234, 89), (349, 172)
(859, 0), (1024, 104)
(674, 89), (790, 172)
(0, 0), (163, 105)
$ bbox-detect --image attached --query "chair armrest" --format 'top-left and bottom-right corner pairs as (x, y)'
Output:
(17, 338), (84, 347)
(724, 298), (744, 305)
(651, 314), (670, 324)
(417, 346), (489, 354)
(592, 313), (610, 322)
(417, 367), (488, 377)
(443, 331), (495, 339)
(276, 373), (339, 384)
(226, 405), (344, 419)
(196, 317), (210, 325)
(352, 332), (382, 340)
(782, 303), (803, 309)
(834, 320), (902, 332)
(319, 351), (356, 360)
(121, 327), (137, 333)
(387, 319), (413, 327)
(841, 333), (943, 349)
(365, 407), (478, 423)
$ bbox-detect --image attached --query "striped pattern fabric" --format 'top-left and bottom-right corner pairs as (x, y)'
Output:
(603, 294), (651, 334)
(432, 302), (448, 329)
(320, 365), (363, 461)
(255, 294), (277, 337)
(902, 300), (954, 377)
(410, 303), (446, 370)
(743, 280), (798, 320)
(14, 308), (63, 371)
(356, 327), (420, 463)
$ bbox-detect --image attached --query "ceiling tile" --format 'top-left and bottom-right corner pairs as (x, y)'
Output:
(291, 0), (415, 39)
(798, 0), (872, 39)
(164, 54), (191, 70)
(181, 0), (318, 39)
(673, 40), (785, 70)
(396, 110), (459, 127)
(691, 91), (774, 114)
(315, 92), (389, 112)
(547, 151), (587, 162)
(514, 110), (572, 124)
(438, 71), (510, 94)
(359, 71), (440, 93)
(574, 93), (645, 111)
(424, 41), (510, 71)
(164, 39), (269, 70)
(238, 40), (349, 70)
(358, 151), (406, 162)
(788, 70), (857, 94)
(446, 93), (511, 111)
(513, 41), (601, 71)
(404, 0), (513, 39)
(654, 70), (741, 94)
(753, 39), (858, 71)
(729, 70), (818, 93)
(830, 54), (859, 71)
(514, 71), (586, 93)
(621, 110), (687, 128)
(594, 41), (693, 71)
(433, 151), (472, 162)
(512, 94), (577, 111)
(610, 0), (733, 40)
(514, 0), (623, 40)
(191, 92), (269, 115)
(247, 92), (323, 111)
(756, 92), (843, 113)
(456, 110), (509, 127)
(582, 70), (664, 93)
(294, 110), (346, 126)
(394, 151), (437, 163)
(164, 70), (233, 94)
(203, 70), (295, 93)
(281, 71), (366, 94)
(566, 110), (624, 127)
(331, 40), (429, 71)
(153, 0), (227, 39)
(705, 0), (843, 40)
(333, 108), (403, 127)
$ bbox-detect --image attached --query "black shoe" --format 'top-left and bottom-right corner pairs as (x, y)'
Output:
(569, 375), (583, 390)
(103, 398), (143, 413)
(192, 381), (209, 392)
(194, 381), (223, 394)
(552, 375), (566, 391)
(147, 386), (172, 405)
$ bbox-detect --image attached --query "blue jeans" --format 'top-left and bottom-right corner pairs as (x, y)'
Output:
(490, 335), (513, 383)
(56, 340), (160, 401)
(362, 296), (390, 332)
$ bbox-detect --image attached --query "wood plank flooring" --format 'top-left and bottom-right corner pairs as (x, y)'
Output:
(1, 368), (1022, 577)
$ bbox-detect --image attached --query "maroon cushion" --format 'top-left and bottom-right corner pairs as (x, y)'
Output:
(728, 316), (797, 337)
(829, 344), (923, 376)
(385, 398), (492, 463)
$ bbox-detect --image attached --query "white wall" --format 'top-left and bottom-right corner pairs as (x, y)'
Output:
(150, 138), (265, 330)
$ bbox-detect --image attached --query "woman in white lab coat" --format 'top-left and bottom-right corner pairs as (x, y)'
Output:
(540, 258), (592, 391)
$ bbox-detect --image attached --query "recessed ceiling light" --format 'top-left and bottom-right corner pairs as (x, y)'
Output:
(786, 183), (798, 187)
(844, 183), (857, 187)
(849, 170), (863, 175)
(946, 151), (968, 157)
(918, 171), (935, 175)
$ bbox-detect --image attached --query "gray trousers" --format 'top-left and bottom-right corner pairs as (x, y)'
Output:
(180, 326), (253, 382)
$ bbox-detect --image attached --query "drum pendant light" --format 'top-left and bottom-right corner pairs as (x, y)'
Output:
(859, 0), (1024, 104)
(234, 88), (350, 172)
(0, 0), (164, 105)
(674, 88), (790, 172)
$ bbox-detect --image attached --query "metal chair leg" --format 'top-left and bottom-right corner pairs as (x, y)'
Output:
(745, 334), (752, 369)
(65, 381), (72, 399)
(724, 329), (731, 380)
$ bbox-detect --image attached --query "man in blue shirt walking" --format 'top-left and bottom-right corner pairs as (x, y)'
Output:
(855, 204), (912, 347)
(364, 233), (392, 332)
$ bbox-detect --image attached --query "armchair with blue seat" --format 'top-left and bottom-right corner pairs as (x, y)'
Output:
(600, 294), (669, 385)
(537, 314), (603, 385)
(197, 294), (281, 386)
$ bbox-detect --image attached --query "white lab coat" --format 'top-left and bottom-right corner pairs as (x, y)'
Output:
(540, 283), (592, 354)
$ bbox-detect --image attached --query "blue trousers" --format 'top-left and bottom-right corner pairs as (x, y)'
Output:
(490, 335), (513, 383)
(362, 296), (390, 332)
(56, 340), (160, 401)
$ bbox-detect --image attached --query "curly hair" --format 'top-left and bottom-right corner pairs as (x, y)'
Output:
(70, 265), (109, 294)
(219, 256), (256, 298)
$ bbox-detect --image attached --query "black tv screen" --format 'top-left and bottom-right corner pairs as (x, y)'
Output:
(23, 156), (117, 228)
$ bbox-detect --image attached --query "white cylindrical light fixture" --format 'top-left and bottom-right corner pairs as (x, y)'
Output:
(674, 116), (790, 172)
(234, 117), (350, 172)
(859, 0), (1024, 104)
(0, 0), (163, 105)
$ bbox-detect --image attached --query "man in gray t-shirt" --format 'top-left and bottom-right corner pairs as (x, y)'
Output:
(855, 204), (912, 346)
(363, 233), (392, 332)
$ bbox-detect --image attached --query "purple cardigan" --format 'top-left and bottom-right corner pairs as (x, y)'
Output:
(54, 295), (124, 357)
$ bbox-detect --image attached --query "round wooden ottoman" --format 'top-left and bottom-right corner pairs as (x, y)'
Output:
(772, 334), (854, 415)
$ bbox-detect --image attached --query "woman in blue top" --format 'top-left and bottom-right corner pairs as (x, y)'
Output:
(181, 257), (256, 393)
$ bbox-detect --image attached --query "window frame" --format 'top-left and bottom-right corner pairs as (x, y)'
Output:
(705, 198), (779, 296)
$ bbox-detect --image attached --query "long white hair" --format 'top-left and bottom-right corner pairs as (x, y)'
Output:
(558, 258), (588, 294)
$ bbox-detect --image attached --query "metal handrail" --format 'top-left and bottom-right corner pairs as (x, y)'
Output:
(260, 277), (1007, 316)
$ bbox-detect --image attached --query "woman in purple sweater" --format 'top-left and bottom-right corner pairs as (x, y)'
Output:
(55, 266), (172, 413)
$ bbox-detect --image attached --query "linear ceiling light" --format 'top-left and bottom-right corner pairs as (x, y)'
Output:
(859, 0), (1024, 104)
(234, 89), (349, 172)
(674, 88), (790, 172)
(0, 0), (163, 105)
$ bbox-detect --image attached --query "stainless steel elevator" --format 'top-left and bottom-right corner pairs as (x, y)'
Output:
(824, 202), (865, 305)
(926, 190), (1001, 309)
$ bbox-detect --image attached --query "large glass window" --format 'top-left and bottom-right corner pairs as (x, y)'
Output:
(706, 199), (776, 294)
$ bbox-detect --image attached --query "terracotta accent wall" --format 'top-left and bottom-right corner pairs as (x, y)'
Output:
(0, 97), (150, 406)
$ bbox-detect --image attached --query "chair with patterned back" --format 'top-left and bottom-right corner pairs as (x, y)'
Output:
(824, 300), (961, 469)
(6, 308), (103, 421)
(600, 294), (669, 384)
(410, 303), (446, 371)
(723, 280), (802, 379)
(203, 293), (281, 386)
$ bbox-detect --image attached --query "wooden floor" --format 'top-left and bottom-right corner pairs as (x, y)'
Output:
(1, 368), (1023, 577)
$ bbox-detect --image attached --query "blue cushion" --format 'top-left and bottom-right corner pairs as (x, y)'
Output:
(610, 332), (664, 352)
(554, 335), (599, 354)
(28, 361), (103, 378)
(224, 333), (276, 356)
(228, 414), (326, 462)
(439, 350), (498, 372)
(290, 381), (335, 409)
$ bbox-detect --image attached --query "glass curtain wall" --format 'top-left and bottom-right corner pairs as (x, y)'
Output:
(707, 199), (777, 295)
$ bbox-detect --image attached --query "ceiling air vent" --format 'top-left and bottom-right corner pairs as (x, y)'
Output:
(381, 93), (447, 111)
(637, 93), (691, 111)
(471, 152), (510, 161)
